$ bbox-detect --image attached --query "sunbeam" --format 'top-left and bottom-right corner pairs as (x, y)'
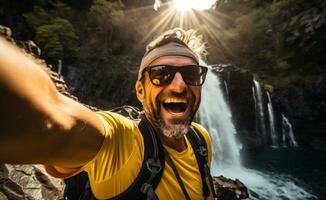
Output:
(127, 0), (231, 57)
(172, 0), (216, 11)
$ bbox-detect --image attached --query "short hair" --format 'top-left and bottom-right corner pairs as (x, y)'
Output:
(145, 28), (208, 60)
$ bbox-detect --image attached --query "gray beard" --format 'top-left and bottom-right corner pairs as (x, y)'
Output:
(155, 118), (190, 139)
(143, 103), (191, 139)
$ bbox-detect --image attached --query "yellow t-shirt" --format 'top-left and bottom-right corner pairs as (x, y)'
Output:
(45, 111), (212, 200)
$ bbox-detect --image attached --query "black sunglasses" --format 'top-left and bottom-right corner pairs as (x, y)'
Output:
(142, 65), (208, 86)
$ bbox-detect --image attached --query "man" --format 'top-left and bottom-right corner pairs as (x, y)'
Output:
(0, 28), (214, 199)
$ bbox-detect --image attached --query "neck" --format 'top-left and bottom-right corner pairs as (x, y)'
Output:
(159, 134), (187, 152)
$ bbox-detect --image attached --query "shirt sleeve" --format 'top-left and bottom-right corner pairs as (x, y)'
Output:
(83, 111), (136, 182)
(44, 111), (136, 179)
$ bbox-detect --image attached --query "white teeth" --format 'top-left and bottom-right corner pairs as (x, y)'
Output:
(163, 98), (187, 103)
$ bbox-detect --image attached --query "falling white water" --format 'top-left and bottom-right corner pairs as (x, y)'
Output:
(267, 91), (278, 147)
(57, 59), (63, 80)
(224, 80), (229, 102)
(253, 79), (267, 144)
(153, 0), (161, 11)
(199, 64), (314, 199)
(58, 59), (62, 75)
(252, 86), (259, 135)
(281, 114), (298, 147)
(198, 66), (240, 171)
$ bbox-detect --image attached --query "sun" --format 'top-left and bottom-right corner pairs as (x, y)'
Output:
(172, 0), (216, 11)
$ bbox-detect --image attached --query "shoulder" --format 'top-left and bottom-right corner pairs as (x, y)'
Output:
(191, 122), (213, 166)
(94, 110), (142, 153)
(85, 111), (144, 180)
(96, 111), (138, 136)
(96, 111), (135, 127)
(191, 122), (211, 144)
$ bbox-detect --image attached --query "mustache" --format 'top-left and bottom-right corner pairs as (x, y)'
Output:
(158, 90), (193, 100)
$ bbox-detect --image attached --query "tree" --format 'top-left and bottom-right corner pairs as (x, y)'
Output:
(87, 0), (124, 56)
(23, 1), (78, 62)
(35, 18), (78, 61)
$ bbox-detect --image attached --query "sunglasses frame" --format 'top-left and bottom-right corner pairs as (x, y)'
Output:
(141, 64), (208, 86)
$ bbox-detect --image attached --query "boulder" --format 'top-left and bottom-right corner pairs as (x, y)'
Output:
(0, 164), (64, 200)
(213, 176), (251, 200)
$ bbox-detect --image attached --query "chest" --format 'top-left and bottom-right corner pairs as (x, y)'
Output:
(155, 146), (203, 200)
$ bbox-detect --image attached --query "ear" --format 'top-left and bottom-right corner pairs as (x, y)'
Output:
(135, 80), (145, 103)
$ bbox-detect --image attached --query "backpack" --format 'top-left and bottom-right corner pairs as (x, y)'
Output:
(64, 105), (217, 200)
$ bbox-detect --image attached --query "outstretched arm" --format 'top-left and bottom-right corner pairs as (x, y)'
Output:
(0, 37), (105, 168)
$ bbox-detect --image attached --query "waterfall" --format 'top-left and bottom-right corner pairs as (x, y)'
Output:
(224, 80), (229, 103)
(57, 59), (63, 80)
(198, 65), (313, 199)
(252, 86), (259, 137)
(153, 0), (161, 10)
(253, 79), (267, 145)
(267, 91), (278, 147)
(198, 67), (240, 171)
(281, 114), (298, 147)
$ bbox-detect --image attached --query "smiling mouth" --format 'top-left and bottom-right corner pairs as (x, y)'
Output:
(162, 99), (188, 114)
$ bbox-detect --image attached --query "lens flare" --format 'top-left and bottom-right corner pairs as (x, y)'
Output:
(124, 0), (234, 58)
(172, 0), (216, 11)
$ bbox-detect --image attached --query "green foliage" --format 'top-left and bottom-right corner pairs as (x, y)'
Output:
(89, 0), (124, 27)
(85, 0), (125, 57)
(35, 18), (78, 60)
(23, 1), (73, 27)
(205, 0), (325, 90)
(76, 0), (141, 64)
(23, 6), (51, 27)
(89, 0), (125, 33)
(270, 0), (296, 14)
(23, 1), (78, 62)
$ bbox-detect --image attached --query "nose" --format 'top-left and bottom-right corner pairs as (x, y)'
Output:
(168, 72), (187, 93)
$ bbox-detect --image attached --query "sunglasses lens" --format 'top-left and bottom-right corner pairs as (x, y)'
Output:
(147, 65), (207, 86)
(149, 65), (173, 86)
(181, 66), (207, 86)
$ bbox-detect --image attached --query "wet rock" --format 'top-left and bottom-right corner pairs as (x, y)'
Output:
(0, 25), (12, 38)
(214, 176), (251, 200)
(0, 164), (64, 200)
(0, 26), (40, 57)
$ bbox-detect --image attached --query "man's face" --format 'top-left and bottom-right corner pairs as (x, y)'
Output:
(136, 56), (202, 139)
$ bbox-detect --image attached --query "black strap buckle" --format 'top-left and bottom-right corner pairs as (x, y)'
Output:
(140, 183), (159, 200)
(198, 146), (208, 158)
(140, 183), (152, 194)
(204, 164), (210, 175)
(146, 158), (162, 173)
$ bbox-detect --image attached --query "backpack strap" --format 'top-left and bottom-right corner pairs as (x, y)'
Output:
(63, 171), (97, 200)
(164, 149), (191, 200)
(187, 126), (217, 199)
(110, 115), (165, 200)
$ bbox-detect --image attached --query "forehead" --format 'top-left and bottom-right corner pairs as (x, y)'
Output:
(150, 56), (197, 66)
